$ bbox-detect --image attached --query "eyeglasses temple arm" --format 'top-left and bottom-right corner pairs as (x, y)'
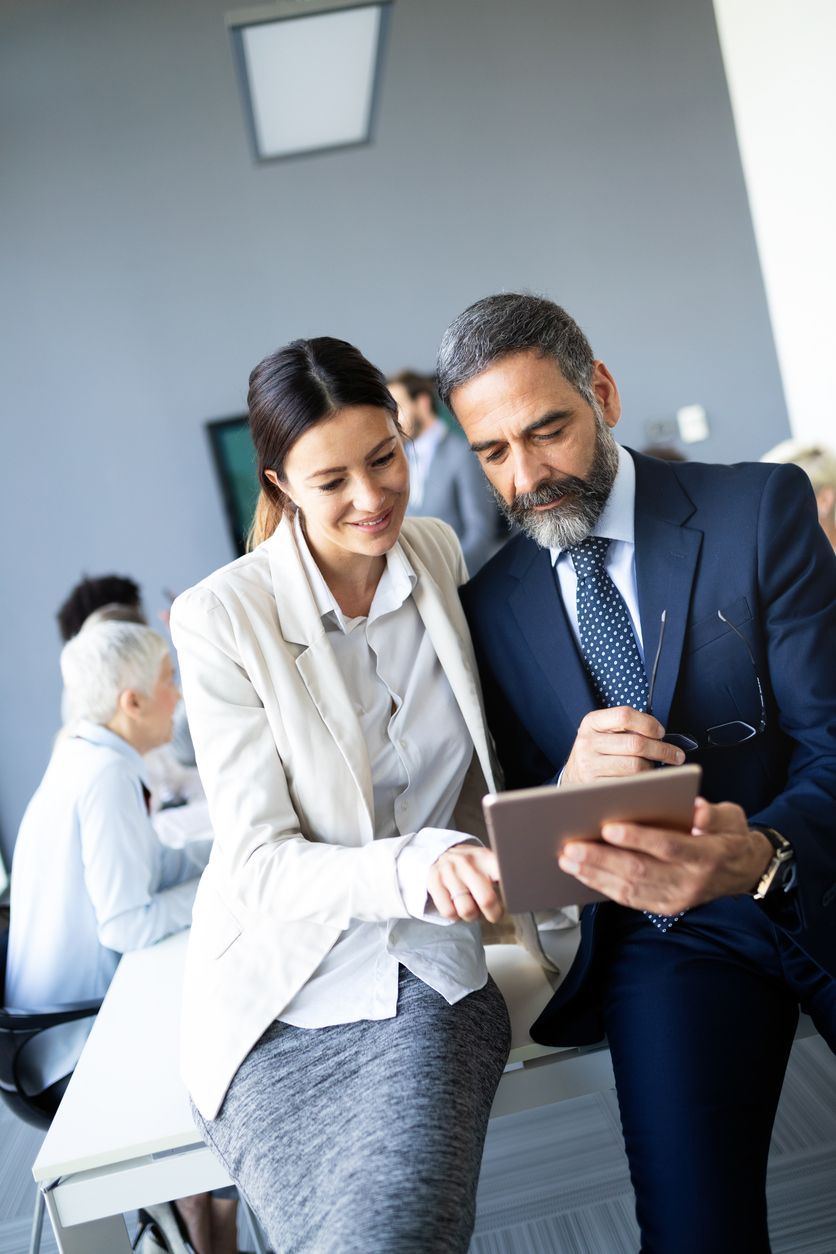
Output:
(717, 609), (767, 732)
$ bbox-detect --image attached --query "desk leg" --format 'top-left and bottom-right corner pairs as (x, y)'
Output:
(240, 1196), (270, 1254)
(28, 1191), (45, 1254)
(43, 1188), (132, 1253)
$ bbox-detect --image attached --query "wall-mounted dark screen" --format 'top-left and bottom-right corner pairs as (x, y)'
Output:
(206, 416), (260, 557)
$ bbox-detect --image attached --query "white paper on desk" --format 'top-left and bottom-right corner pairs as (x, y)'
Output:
(152, 799), (214, 848)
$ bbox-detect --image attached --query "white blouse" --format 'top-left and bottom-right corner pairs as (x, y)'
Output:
(279, 515), (479, 1028)
(6, 722), (210, 1090)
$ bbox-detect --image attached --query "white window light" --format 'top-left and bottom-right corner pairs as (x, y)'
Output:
(228, 1), (392, 161)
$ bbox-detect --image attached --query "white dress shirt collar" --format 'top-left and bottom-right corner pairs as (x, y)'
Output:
(549, 442), (635, 565)
(293, 510), (417, 633)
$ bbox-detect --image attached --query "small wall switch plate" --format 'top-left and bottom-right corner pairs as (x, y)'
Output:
(644, 418), (678, 443)
(676, 404), (709, 443)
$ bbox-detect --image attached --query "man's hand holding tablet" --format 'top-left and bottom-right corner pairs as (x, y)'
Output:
(482, 766), (703, 914)
(560, 795), (772, 916)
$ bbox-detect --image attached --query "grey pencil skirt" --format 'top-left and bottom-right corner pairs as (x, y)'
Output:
(192, 967), (511, 1254)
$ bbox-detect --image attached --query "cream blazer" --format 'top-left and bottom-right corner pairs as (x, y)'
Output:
(171, 515), (508, 1119)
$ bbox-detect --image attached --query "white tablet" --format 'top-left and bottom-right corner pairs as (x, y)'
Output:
(482, 765), (703, 913)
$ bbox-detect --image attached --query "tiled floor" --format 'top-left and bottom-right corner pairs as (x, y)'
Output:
(472, 1035), (836, 1253)
(1, 1036), (834, 1253)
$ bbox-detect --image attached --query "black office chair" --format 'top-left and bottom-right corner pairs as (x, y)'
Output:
(0, 923), (102, 1254)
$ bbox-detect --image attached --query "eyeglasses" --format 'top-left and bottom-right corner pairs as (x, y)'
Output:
(647, 609), (766, 753)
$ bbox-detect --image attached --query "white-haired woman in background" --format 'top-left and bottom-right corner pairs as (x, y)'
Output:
(5, 622), (231, 1254)
(761, 439), (836, 551)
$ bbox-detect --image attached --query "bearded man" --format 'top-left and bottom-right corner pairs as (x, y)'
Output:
(438, 293), (836, 1254)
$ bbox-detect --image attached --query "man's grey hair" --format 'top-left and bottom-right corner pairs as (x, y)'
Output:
(436, 293), (596, 411)
(61, 621), (169, 727)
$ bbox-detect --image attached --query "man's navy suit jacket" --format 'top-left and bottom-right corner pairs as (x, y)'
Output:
(461, 450), (836, 1045)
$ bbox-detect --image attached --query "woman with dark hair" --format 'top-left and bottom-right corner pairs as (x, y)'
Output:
(170, 338), (512, 1253)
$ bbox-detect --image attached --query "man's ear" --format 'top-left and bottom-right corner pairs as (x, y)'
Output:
(591, 360), (622, 429)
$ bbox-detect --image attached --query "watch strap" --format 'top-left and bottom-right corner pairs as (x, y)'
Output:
(750, 825), (794, 899)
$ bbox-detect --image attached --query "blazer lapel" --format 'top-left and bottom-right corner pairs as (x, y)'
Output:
(265, 519), (374, 832)
(632, 453), (702, 729)
(508, 540), (598, 733)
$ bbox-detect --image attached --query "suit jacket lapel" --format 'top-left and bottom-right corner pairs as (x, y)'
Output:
(632, 452), (702, 729)
(265, 518), (374, 832)
(508, 540), (598, 733)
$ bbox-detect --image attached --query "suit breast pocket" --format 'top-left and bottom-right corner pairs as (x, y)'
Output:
(685, 596), (753, 654)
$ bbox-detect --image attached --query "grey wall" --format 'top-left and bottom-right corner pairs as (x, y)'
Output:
(0, 0), (788, 865)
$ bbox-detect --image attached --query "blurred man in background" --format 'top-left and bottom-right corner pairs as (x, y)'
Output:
(388, 369), (502, 573)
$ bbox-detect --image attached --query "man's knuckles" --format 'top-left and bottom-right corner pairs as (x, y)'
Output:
(653, 833), (685, 862)
(625, 853), (651, 885)
(616, 756), (652, 775)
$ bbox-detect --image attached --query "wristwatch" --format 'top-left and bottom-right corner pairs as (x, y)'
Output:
(750, 825), (795, 899)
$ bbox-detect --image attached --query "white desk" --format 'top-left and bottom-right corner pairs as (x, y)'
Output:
(151, 798), (213, 848)
(33, 929), (613, 1252)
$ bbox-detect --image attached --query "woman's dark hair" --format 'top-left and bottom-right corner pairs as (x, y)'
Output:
(247, 337), (398, 546)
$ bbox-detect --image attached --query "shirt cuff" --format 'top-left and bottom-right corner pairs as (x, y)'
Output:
(395, 828), (480, 922)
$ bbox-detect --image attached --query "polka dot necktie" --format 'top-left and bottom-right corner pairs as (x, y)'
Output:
(568, 536), (683, 932)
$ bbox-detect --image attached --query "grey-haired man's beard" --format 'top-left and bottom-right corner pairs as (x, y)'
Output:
(492, 422), (620, 550)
